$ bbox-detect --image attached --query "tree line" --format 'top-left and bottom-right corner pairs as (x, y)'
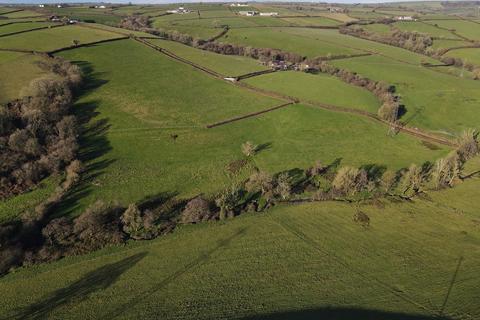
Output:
(1, 130), (478, 275)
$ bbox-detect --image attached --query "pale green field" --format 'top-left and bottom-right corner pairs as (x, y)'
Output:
(0, 51), (46, 103)
(0, 21), (56, 36)
(279, 16), (340, 27)
(332, 54), (480, 133)
(431, 39), (471, 50)
(431, 19), (480, 41)
(446, 47), (480, 66)
(394, 21), (459, 39)
(146, 38), (268, 76)
(0, 9), (44, 18)
(244, 71), (381, 113)
(0, 25), (122, 51)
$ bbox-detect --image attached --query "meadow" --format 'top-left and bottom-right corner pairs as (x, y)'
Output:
(48, 39), (447, 218)
(0, 4), (479, 319)
(332, 54), (480, 133)
(0, 178), (478, 319)
(445, 48), (480, 67)
(429, 19), (480, 41)
(0, 51), (45, 103)
(0, 21), (57, 36)
(146, 38), (268, 77)
(393, 21), (460, 39)
(0, 25), (122, 52)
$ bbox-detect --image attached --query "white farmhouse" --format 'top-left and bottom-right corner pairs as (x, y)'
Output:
(259, 12), (278, 16)
(238, 11), (258, 16)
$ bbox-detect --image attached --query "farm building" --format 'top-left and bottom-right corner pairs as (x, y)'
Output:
(230, 3), (249, 7)
(259, 12), (278, 16)
(396, 16), (415, 21)
(167, 6), (190, 14)
(239, 11), (259, 16)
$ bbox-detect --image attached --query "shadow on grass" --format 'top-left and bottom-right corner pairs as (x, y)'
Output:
(10, 252), (147, 320)
(240, 307), (452, 320)
(53, 61), (115, 217)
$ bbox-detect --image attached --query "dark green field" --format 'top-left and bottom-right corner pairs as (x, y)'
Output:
(0, 2), (479, 319)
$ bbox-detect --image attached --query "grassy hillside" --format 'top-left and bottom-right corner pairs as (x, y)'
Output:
(0, 25), (121, 51)
(0, 51), (45, 103)
(332, 54), (480, 133)
(146, 38), (268, 77)
(0, 178), (478, 319)
(244, 71), (381, 113)
(0, 22), (57, 36)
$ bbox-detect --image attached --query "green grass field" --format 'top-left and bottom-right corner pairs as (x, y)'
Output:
(0, 21), (57, 36)
(278, 16), (340, 27)
(1, 4), (480, 318)
(0, 10), (44, 18)
(363, 23), (392, 35)
(430, 19), (480, 41)
(332, 54), (480, 133)
(394, 21), (460, 39)
(244, 71), (381, 113)
(221, 28), (363, 58)
(50, 39), (447, 218)
(0, 51), (46, 103)
(431, 39), (471, 50)
(445, 47), (480, 66)
(1, 178), (478, 319)
(0, 25), (122, 51)
(146, 38), (268, 76)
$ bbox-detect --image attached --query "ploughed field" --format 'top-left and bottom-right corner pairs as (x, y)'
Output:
(0, 4), (480, 320)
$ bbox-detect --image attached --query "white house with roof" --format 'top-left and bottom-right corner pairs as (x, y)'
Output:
(239, 10), (258, 16)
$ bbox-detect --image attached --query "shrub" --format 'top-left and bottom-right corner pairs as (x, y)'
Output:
(401, 164), (424, 197)
(353, 210), (370, 227)
(241, 141), (258, 158)
(180, 197), (213, 224)
(73, 201), (125, 252)
(215, 185), (241, 219)
(431, 152), (460, 189)
(456, 129), (479, 161)
(121, 203), (158, 240)
(275, 173), (291, 200)
(245, 171), (273, 194)
(332, 166), (368, 196)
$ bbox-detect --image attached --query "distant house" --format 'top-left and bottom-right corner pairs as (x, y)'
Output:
(38, 4), (45, 7)
(396, 16), (414, 21)
(328, 7), (346, 13)
(238, 11), (258, 16)
(230, 3), (249, 7)
(57, 4), (63, 8)
(69, 19), (78, 24)
(49, 15), (61, 22)
(259, 12), (278, 16)
(167, 6), (190, 14)
(95, 5), (106, 9)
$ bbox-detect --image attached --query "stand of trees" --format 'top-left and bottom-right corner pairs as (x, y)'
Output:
(0, 57), (82, 200)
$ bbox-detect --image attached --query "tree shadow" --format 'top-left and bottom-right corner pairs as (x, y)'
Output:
(10, 252), (147, 320)
(361, 163), (387, 180)
(256, 142), (272, 154)
(52, 61), (114, 217)
(402, 106), (424, 126)
(240, 307), (453, 320)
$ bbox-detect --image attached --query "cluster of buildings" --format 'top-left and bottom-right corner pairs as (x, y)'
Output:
(395, 15), (416, 21)
(230, 3), (249, 7)
(238, 11), (278, 17)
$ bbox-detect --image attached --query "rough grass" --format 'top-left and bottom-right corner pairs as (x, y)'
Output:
(244, 71), (381, 113)
(0, 21), (57, 36)
(146, 38), (268, 76)
(431, 39), (471, 50)
(0, 25), (121, 51)
(0, 51), (46, 103)
(0, 179), (478, 319)
(332, 54), (480, 133)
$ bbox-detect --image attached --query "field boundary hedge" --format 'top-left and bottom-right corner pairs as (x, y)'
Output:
(47, 36), (129, 54)
(0, 23), (63, 39)
(206, 102), (294, 128)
